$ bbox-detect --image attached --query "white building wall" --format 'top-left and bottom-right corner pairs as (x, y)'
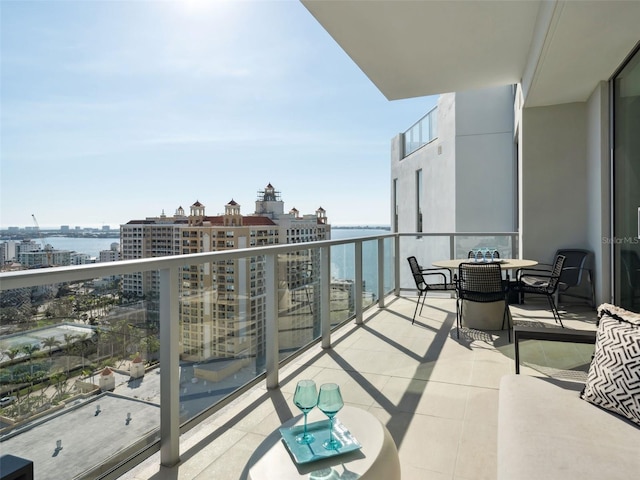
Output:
(454, 86), (515, 232)
(391, 85), (514, 236)
(390, 93), (456, 234)
(425, 93), (456, 232)
(517, 82), (612, 306)
(520, 103), (589, 262)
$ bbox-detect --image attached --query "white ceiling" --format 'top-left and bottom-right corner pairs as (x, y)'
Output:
(301, 0), (640, 107)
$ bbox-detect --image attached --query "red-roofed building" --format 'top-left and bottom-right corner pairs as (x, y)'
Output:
(120, 185), (330, 363)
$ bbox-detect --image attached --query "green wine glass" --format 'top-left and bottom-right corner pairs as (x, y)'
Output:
(293, 379), (318, 444)
(317, 383), (344, 450)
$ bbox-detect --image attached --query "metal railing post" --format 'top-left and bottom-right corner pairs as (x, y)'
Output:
(394, 234), (401, 296)
(265, 253), (279, 389)
(377, 238), (385, 308)
(355, 241), (363, 325)
(449, 234), (456, 260)
(320, 246), (331, 349)
(159, 266), (180, 467)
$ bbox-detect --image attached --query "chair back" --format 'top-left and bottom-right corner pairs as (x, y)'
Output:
(458, 262), (504, 303)
(555, 249), (592, 287)
(407, 256), (426, 290)
(546, 254), (566, 293)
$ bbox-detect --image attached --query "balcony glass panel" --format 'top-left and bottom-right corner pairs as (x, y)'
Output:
(403, 106), (438, 157)
(453, 234), (516, 260)
(400, 236), (451, 289)
(179, 258), (262, 422)
(277, 248), (321, 362)
(331, 242), (355, 325)
(384, 236), (395, 294)
(362, 238), (379, 308)
(0, 273), (162, 479)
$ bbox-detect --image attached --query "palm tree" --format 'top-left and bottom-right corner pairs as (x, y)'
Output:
(50, 372), (69, 402)
(41, 336), (61, 360)
(93, 326), (104, 359)
(4, 346), (21, 362)
(21, 343), (41, 375)
(3, 347), (22, 380)
(62, 333), (77, 373)
(74, 333), (90, 369)
(140, 334), (160, 363)
(115, 320), (132, 366)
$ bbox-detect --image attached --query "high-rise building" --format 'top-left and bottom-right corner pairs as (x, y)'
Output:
(120, 184), (330, 363)
(99, 243), (120, 263)
(70, 252), (94, 265)
(18, 249), (72, 267)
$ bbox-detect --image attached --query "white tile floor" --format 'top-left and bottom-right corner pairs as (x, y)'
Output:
(122, 295), (598, 480)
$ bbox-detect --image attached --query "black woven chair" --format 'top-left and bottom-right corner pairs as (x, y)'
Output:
(511, 255), (566, 327)
(456, 262), (511, 340)
(555, 249), (595, 307)
(407, 256), (456, 324)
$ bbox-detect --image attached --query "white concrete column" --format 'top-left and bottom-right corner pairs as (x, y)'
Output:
(265, 253), (279, 389)
(160, 266), (180, 467)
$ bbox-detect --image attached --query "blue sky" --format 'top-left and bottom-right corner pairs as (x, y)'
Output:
(1, 0), (437, 229)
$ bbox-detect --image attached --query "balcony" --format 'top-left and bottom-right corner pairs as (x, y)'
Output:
(119, 299), (596, 480)
(0, 233), (597, 480)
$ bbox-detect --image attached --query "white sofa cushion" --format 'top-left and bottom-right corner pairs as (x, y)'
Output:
(498, 375), (640, 480)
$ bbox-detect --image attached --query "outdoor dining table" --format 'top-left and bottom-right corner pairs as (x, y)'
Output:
(431, 258), (538, 331)
(431, 258), (538, 271)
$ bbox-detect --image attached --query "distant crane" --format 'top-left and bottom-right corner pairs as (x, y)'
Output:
(31, 214), (52, 267)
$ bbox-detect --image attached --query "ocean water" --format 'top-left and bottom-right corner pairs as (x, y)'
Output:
(42, 236), (118, 258)
(330, 229), (392, 292)
(42, 229), (390, 258)
(43, 229), (392, 291)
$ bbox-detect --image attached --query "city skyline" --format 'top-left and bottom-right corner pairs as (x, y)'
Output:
(0, 0), (437, 229)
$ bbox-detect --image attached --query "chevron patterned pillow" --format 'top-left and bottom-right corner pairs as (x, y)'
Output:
(581, 308), (640, 426)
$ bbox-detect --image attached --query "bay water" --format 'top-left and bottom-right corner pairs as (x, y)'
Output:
(43, 228), (391, 289)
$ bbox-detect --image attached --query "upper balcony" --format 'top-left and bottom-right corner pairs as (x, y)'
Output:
(0, 233), (598, 480)
(403, 106), (437, 157)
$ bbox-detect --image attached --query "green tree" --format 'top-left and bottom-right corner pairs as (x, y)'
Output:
(140, 334), (160, 362)
(41, 336), (61, 359)
(50, 373), (70, 402)
(62, 333), (77, 373)
(21, 343), (41, 375)
(115, 320), (133, 366)
(4, 346), (21, 360)
(74, 333), (90, 369)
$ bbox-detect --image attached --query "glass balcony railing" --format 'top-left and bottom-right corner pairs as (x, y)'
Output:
(0, 231), (516, 479)
(403, 106), (438, 157)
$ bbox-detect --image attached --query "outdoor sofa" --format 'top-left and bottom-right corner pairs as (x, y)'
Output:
(497, 304), (640, 479)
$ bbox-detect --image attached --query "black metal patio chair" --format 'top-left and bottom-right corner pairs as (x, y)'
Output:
(407, 256), (456, 324)
(511, 254), (566, 327)
(456, 262), (511, 341)
(554, 249), (595, 307)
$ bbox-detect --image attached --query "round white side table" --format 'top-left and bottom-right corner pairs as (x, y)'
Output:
(247, 406), (400, 480)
